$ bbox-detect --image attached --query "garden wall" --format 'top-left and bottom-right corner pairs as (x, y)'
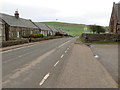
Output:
(80, 33), (120, 42)
(2, 36), (64, 47)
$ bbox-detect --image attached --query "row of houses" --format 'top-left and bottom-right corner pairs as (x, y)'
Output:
(109, 2), (120, 34)
(0, 11), (67, 41)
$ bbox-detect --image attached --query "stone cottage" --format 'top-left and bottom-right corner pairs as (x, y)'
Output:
(0, 19), (5, 41)
(109, 2), (120, 34)
(0, 11), (39, 41)
(47, 25), (58, 36)
(33, 22), (53, 36)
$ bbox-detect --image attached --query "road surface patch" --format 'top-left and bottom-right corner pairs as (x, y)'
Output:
(39, 73), (50, 86)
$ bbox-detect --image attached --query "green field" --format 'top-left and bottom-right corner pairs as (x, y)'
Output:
(41, 22), (88, 36)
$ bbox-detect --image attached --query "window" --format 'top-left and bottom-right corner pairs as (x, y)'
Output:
(17, 31), (20, 38)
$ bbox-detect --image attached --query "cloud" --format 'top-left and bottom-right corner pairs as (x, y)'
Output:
(1, 2), (60, 20)
(1, 0), (120, 26)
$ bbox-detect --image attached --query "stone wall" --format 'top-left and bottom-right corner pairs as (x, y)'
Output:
(0, 23), (5, 41)
(81, 33), (120, 42)
(2, 36), (63, 47)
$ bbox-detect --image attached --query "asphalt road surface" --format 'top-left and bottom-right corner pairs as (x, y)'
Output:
(2, 37), (76, 88)
(2, 38), (117, 88)
(90, 45), (118, 82)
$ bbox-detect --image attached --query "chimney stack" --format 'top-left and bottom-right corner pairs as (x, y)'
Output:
(14, 10), (19, 19)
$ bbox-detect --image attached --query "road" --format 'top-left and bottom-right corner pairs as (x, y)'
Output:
(90, 45), (118, 82)
(2, 37), (117, 88)
(2, 37), (76, 88)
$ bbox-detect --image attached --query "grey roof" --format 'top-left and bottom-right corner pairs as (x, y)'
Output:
(61, 30), (67, 34)
(0, 18), (5, 24)
(47, 26), (58, 32)
(34, 22), (51, 31)
(114, 3), (120, 24)
(55, 28), (63, 33)
(0, 13), (38, 29)
(0, 21), (2, 24)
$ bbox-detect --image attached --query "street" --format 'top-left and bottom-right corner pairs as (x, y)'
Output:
(2, 37), (76, 88)
(2, 37), (117, 88)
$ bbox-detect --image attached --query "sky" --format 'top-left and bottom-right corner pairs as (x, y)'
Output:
(0, 0), (120, 26)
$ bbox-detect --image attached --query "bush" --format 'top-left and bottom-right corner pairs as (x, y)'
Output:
(29, 33), (44, 38)
(89, 25), (106, 34)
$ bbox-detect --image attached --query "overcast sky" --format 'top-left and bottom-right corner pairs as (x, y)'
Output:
(0, 0), (120, 26)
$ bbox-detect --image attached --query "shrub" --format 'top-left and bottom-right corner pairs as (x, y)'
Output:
(89, 25), (106, 34)
(29, 33), (44, 38)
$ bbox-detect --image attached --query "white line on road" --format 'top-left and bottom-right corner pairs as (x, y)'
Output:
(18, 52), (32, 57)
(67, 48), (69, 50)
(58, 40), (70, 48)
(61, 54), (64, 58)
(54, 61), (59, 67)
(3, 57), (18, 64)
(65, 50), (67, 53)
(39, 73), (50, 86)
(3, 52), (33, 64)
(2, 44), (38, 53)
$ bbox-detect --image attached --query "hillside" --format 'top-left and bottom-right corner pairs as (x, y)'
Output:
(41, 22), (87, 36)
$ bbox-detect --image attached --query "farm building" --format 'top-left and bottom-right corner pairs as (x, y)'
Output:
(109, 2), (120, 34)
(0, 11), (39, 41)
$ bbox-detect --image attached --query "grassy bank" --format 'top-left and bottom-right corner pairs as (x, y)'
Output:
(41, 22), (87, 36)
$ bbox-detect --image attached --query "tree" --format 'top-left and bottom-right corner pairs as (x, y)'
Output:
(96, 26), (106, 34)
(89, 25), (96, 33)
(89, 25), (106, 34)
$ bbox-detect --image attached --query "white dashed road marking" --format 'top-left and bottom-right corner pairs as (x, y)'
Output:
(54, 61), (59, 67)
(67, 48), (69, 50)
(18, 52), (32, 58)
(39, 73), (50, 86)
(58, 40), (70, 48)
(65, 50), (67, 53)
(61, 54), (64, 58)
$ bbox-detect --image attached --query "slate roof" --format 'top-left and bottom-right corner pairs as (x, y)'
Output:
(47, 25), (58, 32)
(55, 28), (63, 33)
(0, 18), (5, 25)
(0, 13), (38, 28)
(33, 22), (51, 31)
(114, 3), (120, 24)
(0, 21), (2, 24)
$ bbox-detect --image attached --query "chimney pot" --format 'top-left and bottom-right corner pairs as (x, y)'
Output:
(15, 10), (19, 19)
